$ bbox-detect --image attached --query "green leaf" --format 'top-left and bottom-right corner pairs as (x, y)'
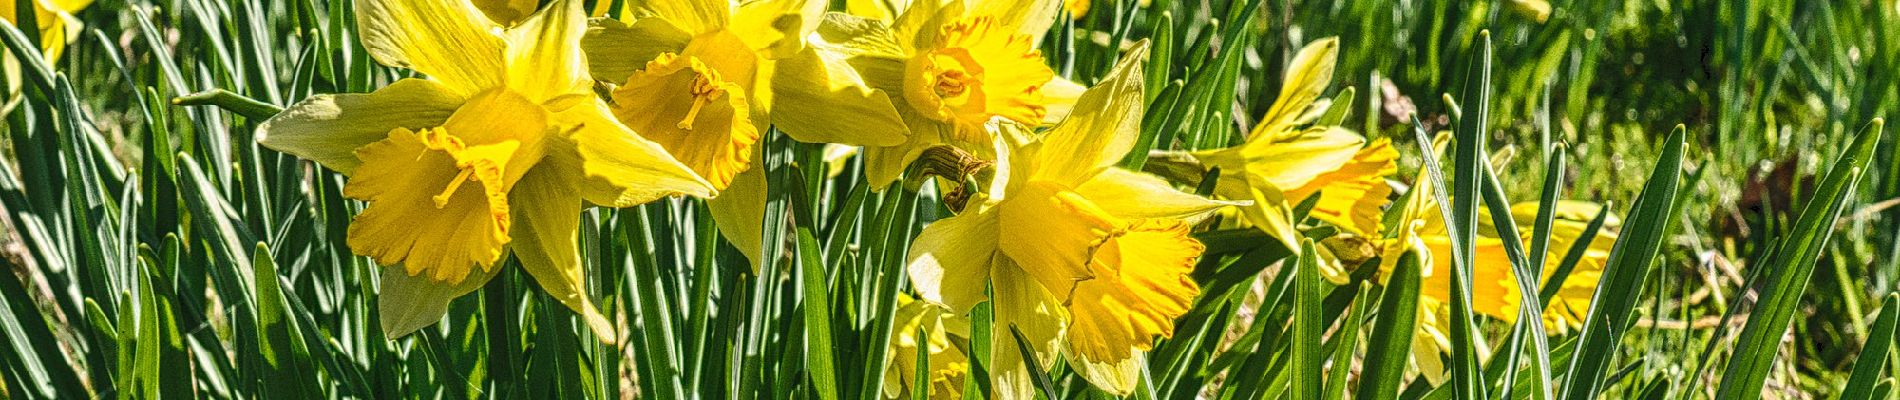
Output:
(1717, 120), (1885, 398)
(1561, 125), (1688, 400)
(1290, 239), (1324, 400)
(1356, 247), (1422, 400)
(251, 243), (319, 398)
(1842, 294), (1900, 399)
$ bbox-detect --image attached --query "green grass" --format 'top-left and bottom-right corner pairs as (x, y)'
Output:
(1, 0), (1897, 398)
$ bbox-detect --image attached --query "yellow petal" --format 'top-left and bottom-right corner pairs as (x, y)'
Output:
(1284, 138), (1398, 236)
(769, 46), (910, 147)
(907, 209), (1000, 313)
(1238, 179), (1302, 251)
(507, 148), (616, 343)
(257, 79), (463, 175)
(846, 0), (909, 22)
(631, 0), (729, 34)
(355, 0), (507, 94)
(1062, 0), (1089, 19)
(710, 163), (768, 269)
(609, 52), (760, 189)
(560, 101), (718, 206)
(885, 295), (972, 399)
(1037, 76), (1087, 125)
(583, 17), (693, 85)
(1417, 235), (1516, 321)
(1064, 219), (1201, 391)
(378, 262), (502, 338)
(1236, 126), (1364, 190)
(995, 181), (1115, 296)
(1250, 37), (1338, 142)
(504, 0), (591, 102)
(988, 260), (1068, 400)
(470, 0), (539, 26)
(1064, 348), (1142, 395)
(970, 0), (1061, 42)
(1031, 41), (1148, 186)
(1074, 168), (1233, 224)
(730, 0), (826, 59)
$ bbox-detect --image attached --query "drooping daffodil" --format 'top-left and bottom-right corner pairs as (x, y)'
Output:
(906, 43), (1231, 398)
(815, 0), (1084, 189)
(256, 0), (714, 342)
(1184, 37), (1399, 259)
(882, 294), (973, 399)
(1378, 153), (1618, 383)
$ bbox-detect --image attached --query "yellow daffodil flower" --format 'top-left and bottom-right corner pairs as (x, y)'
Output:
(815, 0), (1083, 189)
(906, 43), (1231, 398)
(882, 294), (973, 399)
(1, 0), (88, 107)
(1378, 158), (1618, 382)
(1186, 38), (1398, 254)
(256, 0), (714, 342)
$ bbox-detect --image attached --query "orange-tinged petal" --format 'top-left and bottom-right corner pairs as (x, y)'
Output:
(1065, 219), (1201, 366)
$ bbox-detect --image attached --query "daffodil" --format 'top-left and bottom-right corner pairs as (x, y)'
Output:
(256, 0), (714, 341)
(906, 43), (1230, 398)
(581, 0), (928, 268)
(882, 294), (973, 399)
(1161, 37), (1396, 280)
(1, 0), (88, 107)
(815, 0), (1084, 189)
(1378, 158), (1618, 382)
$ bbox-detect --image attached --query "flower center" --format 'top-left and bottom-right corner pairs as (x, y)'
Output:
(678, 70), (722, 130)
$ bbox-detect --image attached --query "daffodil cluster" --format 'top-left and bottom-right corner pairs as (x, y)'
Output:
(244, 0), (1619, 395)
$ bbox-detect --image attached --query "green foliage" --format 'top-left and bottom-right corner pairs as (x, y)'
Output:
(0, 0), (1895, 399)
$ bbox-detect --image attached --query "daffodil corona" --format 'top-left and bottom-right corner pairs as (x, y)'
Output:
(257, 0), (713, 342)
(906, 43), (1230, 398)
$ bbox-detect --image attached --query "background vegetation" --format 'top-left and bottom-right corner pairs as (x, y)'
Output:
(1, 0), (1897, 398)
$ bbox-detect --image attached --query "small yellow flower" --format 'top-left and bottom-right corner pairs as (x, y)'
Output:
(257, 0), (714, 342)
(906, 43), (1230, 398)
(1179, 37), (1397, 276)
(815, 0), (1082, 189)
(1, 0), (88, 104)
(0, 0), (86, 61)
(1378, 155), (1619, 382)
(882, 294), (972, 399)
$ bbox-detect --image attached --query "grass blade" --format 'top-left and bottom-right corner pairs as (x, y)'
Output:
(1560, 126), (1688, 400)
(1716, 119), (1885, 397)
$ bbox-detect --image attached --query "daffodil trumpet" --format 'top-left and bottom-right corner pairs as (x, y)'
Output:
(256, 0), (714, 342)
